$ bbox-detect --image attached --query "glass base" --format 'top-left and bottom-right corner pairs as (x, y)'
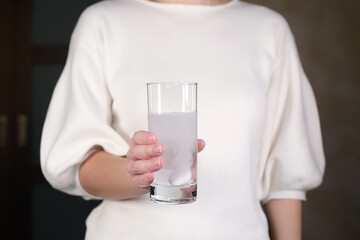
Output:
(150, 180), (197, 205)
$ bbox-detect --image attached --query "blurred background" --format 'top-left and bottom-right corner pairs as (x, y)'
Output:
(0, 0), (359, 239)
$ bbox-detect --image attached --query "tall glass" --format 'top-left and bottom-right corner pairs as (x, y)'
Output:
(147, 82), (197, 204)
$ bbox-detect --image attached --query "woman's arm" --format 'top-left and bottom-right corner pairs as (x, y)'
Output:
(264, 199), (302, 240)
(79, 151), (151, 200)
(79, 130), (205, 200)
(79, 130), (164, 200)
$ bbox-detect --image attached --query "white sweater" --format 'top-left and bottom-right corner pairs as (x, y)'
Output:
(41, 0), (325, 239)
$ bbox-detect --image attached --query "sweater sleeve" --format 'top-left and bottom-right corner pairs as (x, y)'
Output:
(40, 7), (129, 200)
(258, 19), (325, 204)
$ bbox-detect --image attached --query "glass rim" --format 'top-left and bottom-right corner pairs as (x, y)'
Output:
(147, 82), (197, 86)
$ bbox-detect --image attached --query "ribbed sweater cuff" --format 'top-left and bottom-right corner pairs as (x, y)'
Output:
(261, 190), (306, 204)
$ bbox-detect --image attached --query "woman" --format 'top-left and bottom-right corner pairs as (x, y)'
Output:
(41, 0), (325, 239)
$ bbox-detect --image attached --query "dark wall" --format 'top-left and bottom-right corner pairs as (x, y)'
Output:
(30, 1), (101, 240)
(245, 0), (360, 239)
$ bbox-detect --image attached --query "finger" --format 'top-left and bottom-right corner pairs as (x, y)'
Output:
(132, 172), (154, 188)
(127, 158), (163, 175)
(128, 144), (164, 160)
(197, 139), (206, 152)
(131, 130), (157, 146)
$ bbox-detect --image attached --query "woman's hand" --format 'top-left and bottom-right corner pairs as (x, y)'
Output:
(126, 130), (164, 188)
(126, 130), (205, 189)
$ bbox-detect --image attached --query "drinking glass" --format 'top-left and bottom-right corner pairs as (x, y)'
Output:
(147, 82), (197, 204)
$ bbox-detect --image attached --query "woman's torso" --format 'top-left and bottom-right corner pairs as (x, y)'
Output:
(82, 0), (282, 239)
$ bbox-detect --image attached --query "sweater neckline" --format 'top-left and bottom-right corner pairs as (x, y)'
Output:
(133, 0), (239, 12)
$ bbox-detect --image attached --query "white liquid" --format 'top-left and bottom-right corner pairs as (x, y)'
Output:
(148, 112), (197, 186)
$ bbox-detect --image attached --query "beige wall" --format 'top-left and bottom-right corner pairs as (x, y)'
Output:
(245, 0), (360, 239)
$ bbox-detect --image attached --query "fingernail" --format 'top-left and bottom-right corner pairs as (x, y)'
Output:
(153, 158), (161, 167)
(148, 134), (156, 143)
(153, 145), (162, 154)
